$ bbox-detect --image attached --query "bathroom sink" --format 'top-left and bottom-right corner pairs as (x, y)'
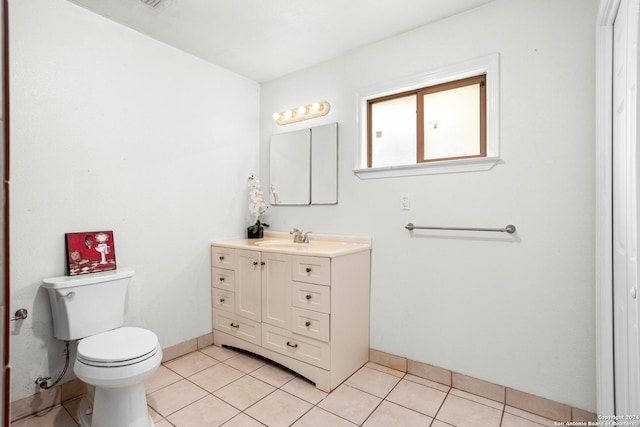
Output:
(253, 240), (323, 249)
(212, 233), (371, 257)
(251, 239), (362, 254)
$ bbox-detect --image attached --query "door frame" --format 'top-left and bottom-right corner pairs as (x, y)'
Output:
(596, 0), (619, 416)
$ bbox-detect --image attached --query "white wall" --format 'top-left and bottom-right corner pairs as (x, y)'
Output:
(261, 0), (597, 411)
(9, 0), (259, 401)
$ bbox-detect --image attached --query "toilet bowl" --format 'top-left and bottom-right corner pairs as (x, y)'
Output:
(42, 268), (162, 427)
(74, 327), (162, 427)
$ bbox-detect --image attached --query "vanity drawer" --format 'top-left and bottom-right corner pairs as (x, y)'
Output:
(212, 268), (235, 292)
(291, 307), (329, 342)
(214, 311), (261, 346)
(212, 246), (236, 269)
(212, 288), (235, 314)
(292, 282), (330, 314)
(292, 256), (330, 286)
(262, 324), (329, 369)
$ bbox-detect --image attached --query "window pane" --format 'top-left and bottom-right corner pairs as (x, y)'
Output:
(370, 94), (416, 167)
(423, 83), (480, 161)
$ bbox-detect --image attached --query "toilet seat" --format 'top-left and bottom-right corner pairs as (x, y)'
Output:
(77, 326), (159, 368)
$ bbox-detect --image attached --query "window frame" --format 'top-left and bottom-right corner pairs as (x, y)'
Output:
(355, 54), (499, 179)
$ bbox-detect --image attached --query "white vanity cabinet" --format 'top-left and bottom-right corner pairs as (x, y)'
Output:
(211, 233), (371, 392)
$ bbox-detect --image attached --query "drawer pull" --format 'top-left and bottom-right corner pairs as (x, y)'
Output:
(219, 277), (225, 282)
(261, 261), (266, 266)
(286, 341), (298, 349)
(305, 321), (311, 327)
(219, 298), (225, 303)
(230, 323), (239, 328)
(253, 261), (259, 266)
(305, 267), (312, 273)
(305, 294), (312, 300)
(219, 256), (225, 261)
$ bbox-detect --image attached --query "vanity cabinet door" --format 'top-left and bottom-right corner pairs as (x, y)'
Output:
(261, 252), (292, 330)
(236, 250), (262, 322)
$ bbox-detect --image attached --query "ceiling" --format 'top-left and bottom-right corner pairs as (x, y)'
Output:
(67, 0), (495, 83)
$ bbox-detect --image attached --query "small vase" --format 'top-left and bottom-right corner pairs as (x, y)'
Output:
(247, 226), (264, 239)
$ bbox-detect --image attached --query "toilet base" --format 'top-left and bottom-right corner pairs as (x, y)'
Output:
(76, 384), (154, 427)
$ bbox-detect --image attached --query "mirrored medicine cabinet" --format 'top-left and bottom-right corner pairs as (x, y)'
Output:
(270, 122), (338, 206)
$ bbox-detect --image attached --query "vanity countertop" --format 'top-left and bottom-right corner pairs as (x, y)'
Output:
(212, 231), (371, 258)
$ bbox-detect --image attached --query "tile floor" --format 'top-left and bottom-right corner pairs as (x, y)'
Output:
(12, 345), (560, 427)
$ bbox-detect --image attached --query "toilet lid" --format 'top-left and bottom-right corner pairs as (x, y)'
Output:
(77, 326), (158, 366)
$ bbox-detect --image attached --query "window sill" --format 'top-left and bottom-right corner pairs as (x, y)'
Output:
(353, 156), (500, 179)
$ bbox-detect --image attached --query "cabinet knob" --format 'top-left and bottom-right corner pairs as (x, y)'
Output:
(219, 277), (225, 282)
(253, 261), (259, 266)
(305, 321), (311, 327)
(230, 323), (239, 328)
(305, 294), (312, 300)
(219, 256), (225, 261)
(261, 261), (266, 266)
(305, 267), (312, 273)
(286, 341), (298, 349)
(219, 298), (225, 303)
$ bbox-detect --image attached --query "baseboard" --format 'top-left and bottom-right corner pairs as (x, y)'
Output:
(369, 348), (597, 423)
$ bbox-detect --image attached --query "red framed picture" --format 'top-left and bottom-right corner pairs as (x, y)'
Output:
(65, 231), (117, 276)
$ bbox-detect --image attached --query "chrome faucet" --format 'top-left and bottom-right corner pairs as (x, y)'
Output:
(290, 228), (312, 243)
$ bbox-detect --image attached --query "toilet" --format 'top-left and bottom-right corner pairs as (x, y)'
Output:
(42, 267), (162, 427)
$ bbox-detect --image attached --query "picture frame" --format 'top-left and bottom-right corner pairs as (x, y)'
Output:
(65, 230), (117, 276)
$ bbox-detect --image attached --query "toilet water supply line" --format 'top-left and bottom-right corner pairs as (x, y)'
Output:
(35, 341), (70, 390)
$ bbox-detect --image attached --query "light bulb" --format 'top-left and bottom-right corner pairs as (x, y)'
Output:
(311, 102), (322, 112)
(284, 110), (293, 119)
(298, 106), (307, 115)
(272, 112), (281, 121)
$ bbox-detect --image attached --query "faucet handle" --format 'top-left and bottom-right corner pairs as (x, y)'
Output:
(290, 228), (301, 235)
(302, 231), (312, 243)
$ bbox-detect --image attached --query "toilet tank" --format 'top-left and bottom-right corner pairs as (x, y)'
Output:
(42, 267), (134, 341)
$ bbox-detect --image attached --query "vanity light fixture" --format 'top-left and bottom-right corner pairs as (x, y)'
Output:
(272, 101), (331, 125)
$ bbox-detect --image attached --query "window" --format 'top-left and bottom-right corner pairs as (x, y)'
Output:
(355, 54), (499, 179)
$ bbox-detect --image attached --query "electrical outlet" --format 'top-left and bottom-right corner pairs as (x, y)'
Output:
(400, 193), (411, 210)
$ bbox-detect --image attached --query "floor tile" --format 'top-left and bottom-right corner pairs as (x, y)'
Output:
(436, 393), (503, 427)
(244, 389), (312, 427)
(317, 384), (382, 425)
(363, 400), (433, 426)
(504, 406), (556, 427)
(292, 406), (357, 427)
(167, 394), (239, 427)
(147, 379), (209, 417)
(200, 345), (239, 361)
(450, 388), (504, 410)
(280, 377), (328, 405)
(501, 412), (548, 427)
(404, 373), (451, 393)
(19, 345), (574, 427)
(145, 365), (183, 394)
(385, 378), (447, 417)
(224, 353), (267, 374)
(345, 365), (402, 398)
(250, 362), (296, 388)
(164, 351), (218, 377)
(213, 375), (276, 411)
(11, 406), (78, 427)
(221, 413), (265, 427)
(61, 396), (81, 424)
(364, 361), (406, 378)
(188, 363), (245, 393)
